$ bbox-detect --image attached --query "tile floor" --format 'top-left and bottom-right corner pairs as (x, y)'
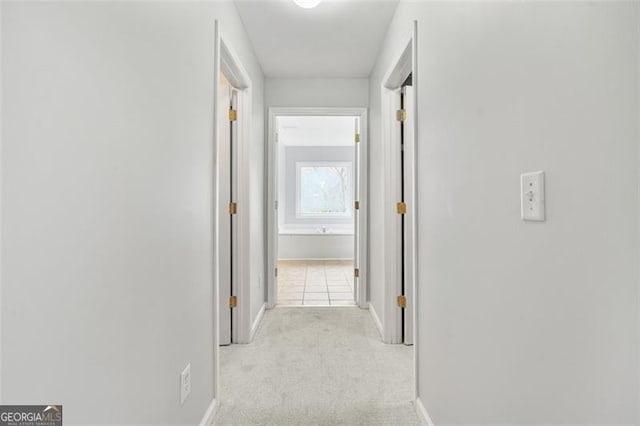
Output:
(277, 259), (355, 306)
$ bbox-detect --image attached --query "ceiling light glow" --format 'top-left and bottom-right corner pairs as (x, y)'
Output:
(293, 0), (322, 9)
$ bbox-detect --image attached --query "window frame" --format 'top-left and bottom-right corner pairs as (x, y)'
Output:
(295, 161), (353, 219)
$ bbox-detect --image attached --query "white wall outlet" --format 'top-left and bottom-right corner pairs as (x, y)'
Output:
(180, 363), (191, 405)
(521, 171), (545, 221)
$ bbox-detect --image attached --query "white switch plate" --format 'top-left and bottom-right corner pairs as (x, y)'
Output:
(180, 363), (191, 405)
(521, 171), (545, 221)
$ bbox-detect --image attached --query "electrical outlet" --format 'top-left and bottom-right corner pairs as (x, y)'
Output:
(180, 363), (191, 405)
(521, 171), (545, 221)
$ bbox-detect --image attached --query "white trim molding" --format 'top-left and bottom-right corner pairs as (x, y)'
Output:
(249, 303), (266, 341)
(415, 397), (434, 426)
(381, 28), (415, 345)
(212, 17), (222, 405)
(199, 398), (219, 426)
(368, 303), (384, 340)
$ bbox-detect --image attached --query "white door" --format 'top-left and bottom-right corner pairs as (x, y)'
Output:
(268, 116), (281, 308)
(219, 74), (233, 345)
(353, 116), (361, 303)
(273, 117), (280, 306)
(402, 85), (415, 346)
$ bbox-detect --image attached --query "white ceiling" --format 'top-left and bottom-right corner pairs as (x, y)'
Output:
(233, 0), (399, 78)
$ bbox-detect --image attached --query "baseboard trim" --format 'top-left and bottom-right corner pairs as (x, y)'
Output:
(278, 258), (353, 261)
(249, 302), (266, 342)
(368, 302), (384, 339)
(199, 398), (218, 426)
(415, 397), (434, 426)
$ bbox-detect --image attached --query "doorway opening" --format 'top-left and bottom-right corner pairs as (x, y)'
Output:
(378, 24), (419, 411)
(218, 72), (238, 346)
(211, 23), (256, 416)
(275, 116), (358, 306)
(267, 109), (368, 310)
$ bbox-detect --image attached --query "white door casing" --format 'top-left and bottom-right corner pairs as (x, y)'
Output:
(218, 74), (233, 346)
(212, 19), (254, 403)
(380, 22), (419, 402)
(353, 116), (361, 304)
(402, 85), (415, 346)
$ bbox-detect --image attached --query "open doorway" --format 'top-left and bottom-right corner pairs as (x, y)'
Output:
(213, 23), (255, 348)
(217, 72), (238, 345)
(267, 109), (368, 310)
(276, 116), (357, 306)
(379, 19), (418, 361)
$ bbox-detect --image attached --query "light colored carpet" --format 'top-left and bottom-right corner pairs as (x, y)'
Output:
(216, 307), (419, 425)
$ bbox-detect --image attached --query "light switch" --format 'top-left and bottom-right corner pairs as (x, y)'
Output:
(521, 171), (545, 221)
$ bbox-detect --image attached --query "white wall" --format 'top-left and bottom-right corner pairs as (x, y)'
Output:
(1, 2), (264, 424)
(277, 143), (354, 260)
(244, 29), (267, 339)
(370, 1), (639, 423)
(279, 234), (353, 260)
(265, 78), (369, 108)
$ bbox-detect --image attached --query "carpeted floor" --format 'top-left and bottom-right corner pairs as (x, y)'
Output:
(216, 307), (418, 425)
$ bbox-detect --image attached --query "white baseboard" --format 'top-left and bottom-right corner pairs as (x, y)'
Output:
(278, 258), (353, 261)
(249, 302), (266, 342)
(368, 302), (384, 339)
(415, 397), (434, 426)
(199, 398), (218, 426)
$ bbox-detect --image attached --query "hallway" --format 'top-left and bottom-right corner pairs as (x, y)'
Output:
(3, 1), (640, 424)
(217, 308), (417, 425)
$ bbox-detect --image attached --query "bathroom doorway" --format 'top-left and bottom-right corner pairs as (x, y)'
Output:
(267, 110), (368, 309)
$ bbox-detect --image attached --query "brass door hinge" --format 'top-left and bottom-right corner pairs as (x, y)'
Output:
(229, 202), (237, 215)
(354, 268), (360, 278)
(397, 202), (407, 215)
(229, 109), (237, 121)
(229, 296), (237, 308)
(275, 267), (278, 277)
(355, 133), (361, 143)
(397, 295), (406, 308)
(354, 201), (360, 210)
(396, 109), (406, 122)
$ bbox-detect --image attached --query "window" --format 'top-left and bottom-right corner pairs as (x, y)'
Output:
(296, 162), (352, 218)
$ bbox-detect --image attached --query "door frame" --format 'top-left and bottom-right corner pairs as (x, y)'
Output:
(267, 107), (369, 309)
(380, 21), (419, 394)
(212, 19), (253, 403)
